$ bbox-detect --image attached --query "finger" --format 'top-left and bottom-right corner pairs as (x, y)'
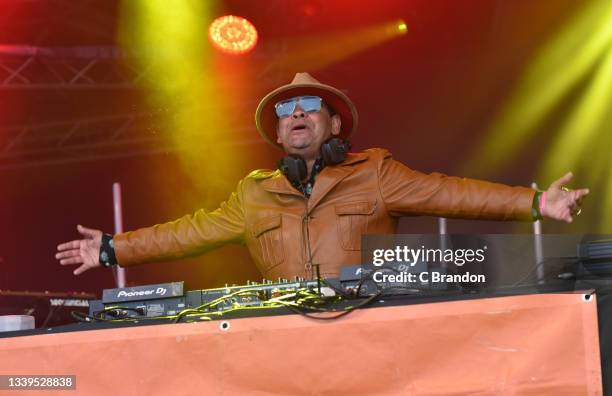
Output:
(77, 224), (100, 238)
(553, 207), (570, 223)
(565, 207), (573, 223)
(55, 249), (81, 260)
(550, 172), (573, 190)
(574, 188), (590, 199)
(60, 257), (84, 266)
(73, 264), (90, 276)
(569, 193), (581, 205)
(57, 240), (81, 251)
(567, 191), (588, 210)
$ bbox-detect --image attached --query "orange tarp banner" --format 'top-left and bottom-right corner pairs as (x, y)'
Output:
(0, 292), (602, 395)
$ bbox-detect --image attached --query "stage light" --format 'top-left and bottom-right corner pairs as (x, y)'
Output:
(397, 21), (408, 34)
(208, 15), (258, 55)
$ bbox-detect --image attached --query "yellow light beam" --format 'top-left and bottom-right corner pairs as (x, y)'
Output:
(118, 1), (246, 197)
(601, 152), (612, 232)
(462, 0), (612, 177)
(539, 46), (612, 186)
(260, 19), (408, 75)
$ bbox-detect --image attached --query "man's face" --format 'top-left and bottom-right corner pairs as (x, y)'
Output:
(276, 100), (341, 159)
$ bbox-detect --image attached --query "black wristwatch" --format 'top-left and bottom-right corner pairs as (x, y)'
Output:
(99, 233), (118, 267)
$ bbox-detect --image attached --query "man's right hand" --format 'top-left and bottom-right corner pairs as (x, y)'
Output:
(56, 225), (103, 275)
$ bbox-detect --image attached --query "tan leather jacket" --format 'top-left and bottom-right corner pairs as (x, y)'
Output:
(114, 148), (535, 279)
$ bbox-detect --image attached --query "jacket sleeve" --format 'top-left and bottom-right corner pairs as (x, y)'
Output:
(113, 180), (246, 267)
(376, 149), (536, 221)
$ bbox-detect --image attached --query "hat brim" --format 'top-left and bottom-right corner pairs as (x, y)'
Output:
(255, 83), (358, 149)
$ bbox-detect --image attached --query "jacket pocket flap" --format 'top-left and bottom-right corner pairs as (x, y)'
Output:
(252, 214), (282, 237)
(335, 201), (376, 216)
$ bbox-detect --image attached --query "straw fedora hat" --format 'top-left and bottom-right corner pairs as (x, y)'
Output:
(255, 72), (358, 149)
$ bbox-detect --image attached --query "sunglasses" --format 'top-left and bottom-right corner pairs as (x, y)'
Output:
(274, 96), (322, 119)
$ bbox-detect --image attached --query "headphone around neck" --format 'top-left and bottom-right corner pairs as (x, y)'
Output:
(278, 137), (351, 187)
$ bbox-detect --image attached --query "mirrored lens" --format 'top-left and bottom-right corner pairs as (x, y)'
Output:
(298, 96), (322, 113)
(275, 99), (297, 118)
(274, 96), (322, 118)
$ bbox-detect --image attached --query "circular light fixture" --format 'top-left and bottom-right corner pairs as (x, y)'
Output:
(208, 15), (258, 55)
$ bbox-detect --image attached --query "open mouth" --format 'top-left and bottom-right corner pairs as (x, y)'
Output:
(291, 123), (308, 132)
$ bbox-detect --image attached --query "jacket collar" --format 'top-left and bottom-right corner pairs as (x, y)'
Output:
(260, 151), (370, 205)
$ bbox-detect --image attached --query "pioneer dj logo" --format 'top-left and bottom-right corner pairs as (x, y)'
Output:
(116, 287), (167, 298)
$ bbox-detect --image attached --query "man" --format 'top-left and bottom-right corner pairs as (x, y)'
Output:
(56, 73), (588, 279)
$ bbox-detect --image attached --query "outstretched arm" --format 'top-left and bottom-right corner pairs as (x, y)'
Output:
(56, 180), (246, 275)
(378, 151), (536, 221)
(376, 150), (589, 222)
(113, 187), (245, 267)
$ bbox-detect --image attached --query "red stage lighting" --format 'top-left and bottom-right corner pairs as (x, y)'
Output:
(208, 15), (258, 55)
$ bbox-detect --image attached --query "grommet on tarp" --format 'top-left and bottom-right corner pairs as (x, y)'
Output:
(219, 321), (231, 332)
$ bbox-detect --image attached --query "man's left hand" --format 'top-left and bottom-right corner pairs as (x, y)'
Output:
(542, 172), (589, 223)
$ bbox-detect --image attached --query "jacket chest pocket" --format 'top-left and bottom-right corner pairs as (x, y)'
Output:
(252, 214), (284, 270)
(335, 201), (376, 251)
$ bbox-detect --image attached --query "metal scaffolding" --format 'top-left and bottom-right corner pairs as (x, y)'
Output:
(0, 45), (270, 169)
(0, 46), (146, 90)
(0, 112), (264, 170)
(0, 0), (294, 169)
